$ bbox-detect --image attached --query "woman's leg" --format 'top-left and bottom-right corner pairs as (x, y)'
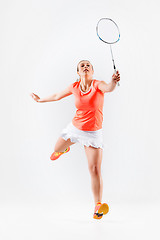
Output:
(54, 137), (76, 153)
(84, 145), (103, 205)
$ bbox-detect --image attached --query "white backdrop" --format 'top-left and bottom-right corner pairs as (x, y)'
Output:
(1, 0), (160, 214)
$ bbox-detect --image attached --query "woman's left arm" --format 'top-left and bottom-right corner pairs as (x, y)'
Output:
(98, 70), (120, 93)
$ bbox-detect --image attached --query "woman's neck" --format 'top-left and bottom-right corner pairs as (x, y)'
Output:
(80, 77), (93, 90)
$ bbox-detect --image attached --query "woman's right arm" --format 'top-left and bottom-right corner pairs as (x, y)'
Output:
(30, 93), (57, 103)
(30, 85), (72, 103)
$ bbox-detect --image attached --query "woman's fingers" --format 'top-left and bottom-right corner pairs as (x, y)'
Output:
(112, 71), (120, 83)
(112, 71), (120, 77)
(30, 93), (40, 101)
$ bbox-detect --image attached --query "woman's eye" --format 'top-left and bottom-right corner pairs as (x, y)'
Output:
(81, 64), (90, 67)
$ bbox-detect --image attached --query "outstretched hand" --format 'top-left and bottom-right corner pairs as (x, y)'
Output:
(30, 93), (40, 102)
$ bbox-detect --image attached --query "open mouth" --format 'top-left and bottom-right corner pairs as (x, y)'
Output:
(84, 69), (89, 72)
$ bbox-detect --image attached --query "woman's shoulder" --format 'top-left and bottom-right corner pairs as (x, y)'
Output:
(93, 79), (101, 88)
(93, 79), (101, 83)
(71, 80), (80, 88)
(93, 79), (105, 93)
(68, 80), (79, 92)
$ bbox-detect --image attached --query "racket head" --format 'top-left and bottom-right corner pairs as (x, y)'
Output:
(96, 18), (120, 44)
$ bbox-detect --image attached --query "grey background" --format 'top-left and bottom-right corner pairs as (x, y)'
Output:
(0, 0), (160, 209)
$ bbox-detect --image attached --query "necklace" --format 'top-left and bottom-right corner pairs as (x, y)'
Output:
(79, 80), (93, 93)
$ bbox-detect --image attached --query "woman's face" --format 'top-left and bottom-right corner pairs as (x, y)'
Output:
(77, 61), (94, 78)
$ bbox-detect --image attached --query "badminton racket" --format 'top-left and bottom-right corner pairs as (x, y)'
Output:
(96, 18), (120, 86)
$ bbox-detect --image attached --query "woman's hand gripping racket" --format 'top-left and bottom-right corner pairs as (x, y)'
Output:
(96, 18), (120, 86)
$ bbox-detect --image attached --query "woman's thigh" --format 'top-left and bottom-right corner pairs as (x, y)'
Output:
(84, 145), (103, 174)
(54, 137), (76, 152)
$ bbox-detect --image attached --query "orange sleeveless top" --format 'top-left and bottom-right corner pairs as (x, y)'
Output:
(69, 79), (104, 131)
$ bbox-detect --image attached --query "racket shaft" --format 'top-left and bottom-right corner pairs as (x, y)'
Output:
(110, 45), (120, 86)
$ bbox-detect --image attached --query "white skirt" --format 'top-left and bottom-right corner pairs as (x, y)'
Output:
(60, 121), (104, 150)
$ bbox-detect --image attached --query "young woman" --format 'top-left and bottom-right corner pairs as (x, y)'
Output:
(30, 60), (120, 220)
